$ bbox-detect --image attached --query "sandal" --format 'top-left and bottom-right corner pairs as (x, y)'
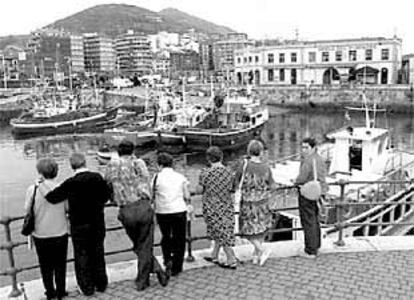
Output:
(203, 257), (219, 264)
(218, 262), (237, 270)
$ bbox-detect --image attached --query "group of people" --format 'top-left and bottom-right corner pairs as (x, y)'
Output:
(24, 137), (327, 299)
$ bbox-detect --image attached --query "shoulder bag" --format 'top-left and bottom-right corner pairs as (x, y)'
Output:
(21, 184), (39, 236)
(300, 158), (322, 201)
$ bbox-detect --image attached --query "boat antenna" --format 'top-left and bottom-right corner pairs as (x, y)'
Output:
(363, 91), (370, 128)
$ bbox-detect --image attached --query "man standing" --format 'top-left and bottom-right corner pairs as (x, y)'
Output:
(105, 140), (168, 291)
(295, 137), (327, 258)
(42, 153), (110, 296)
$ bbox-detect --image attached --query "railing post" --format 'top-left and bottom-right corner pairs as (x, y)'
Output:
(335, 180), (346, 247)
(185, 199), (195, 262)
(0, 216), (22, 297)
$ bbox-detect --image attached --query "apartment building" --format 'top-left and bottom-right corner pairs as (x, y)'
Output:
(115, 30), (152, 76)
(83, 33), (115, 74)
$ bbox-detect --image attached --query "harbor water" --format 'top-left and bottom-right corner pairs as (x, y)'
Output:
(1, 107), (413, 218)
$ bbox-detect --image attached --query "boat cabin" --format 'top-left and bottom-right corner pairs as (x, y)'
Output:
(327, 126), (390, 176)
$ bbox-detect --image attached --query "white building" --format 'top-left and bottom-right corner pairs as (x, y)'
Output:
(234, 36), (402, 85)
(148, 31), (180, 53)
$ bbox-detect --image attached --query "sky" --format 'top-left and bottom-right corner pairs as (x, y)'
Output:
(1, 0), (414, 53)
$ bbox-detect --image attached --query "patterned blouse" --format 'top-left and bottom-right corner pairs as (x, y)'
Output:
(105, 156), (150, 206)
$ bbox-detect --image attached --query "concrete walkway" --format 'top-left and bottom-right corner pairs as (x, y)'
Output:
(2, 236), (414, 300)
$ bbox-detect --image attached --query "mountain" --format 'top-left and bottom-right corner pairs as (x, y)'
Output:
(46, 4), (235, 37)
(0, 35), (30, 50)
(159, 8), (234, 35)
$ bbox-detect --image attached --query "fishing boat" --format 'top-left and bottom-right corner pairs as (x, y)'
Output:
(10, 95), (118, 138)
(269, 93), (414, 240)
(164, 87), (269, 152)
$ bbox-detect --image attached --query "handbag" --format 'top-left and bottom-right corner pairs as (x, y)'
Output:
(234, 159), (248, 211)
(300, 158), (322, 201)
(21, 184), (38, 236)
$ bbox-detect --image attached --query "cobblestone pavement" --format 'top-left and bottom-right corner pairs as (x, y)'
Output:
(61, 250), (414, 300)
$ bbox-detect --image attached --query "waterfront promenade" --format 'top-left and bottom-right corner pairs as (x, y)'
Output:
(2, 236), (413, 300)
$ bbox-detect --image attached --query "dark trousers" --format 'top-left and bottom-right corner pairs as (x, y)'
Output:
(118, 201), (163, 289)
(298, 194), (321, 255)
(71, 224), (108, 295)
(156, 212), (187, 274)
(33, 234), (68, 299)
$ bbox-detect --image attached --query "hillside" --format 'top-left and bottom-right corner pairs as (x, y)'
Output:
(47, 4), (235, 37)
(159, 8), (234, 35)
(0, 35), (29, 50)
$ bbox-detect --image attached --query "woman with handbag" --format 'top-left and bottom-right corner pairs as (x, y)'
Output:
(236, 140), (276, 266)
(199, 146), (237, 269)
(23, 158), (68, 300)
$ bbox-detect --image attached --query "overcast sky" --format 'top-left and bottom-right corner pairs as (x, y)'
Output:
(1, 0), (413, 53)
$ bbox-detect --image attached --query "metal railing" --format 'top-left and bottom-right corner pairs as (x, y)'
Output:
(1, 179), (414, 297)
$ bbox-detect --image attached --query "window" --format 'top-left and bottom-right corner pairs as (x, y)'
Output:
(237, 57), (241, 64)
(268, 69), (274, 81)
(255, 56), (259, 63)
(279, 53), (285, 63)
(365, 49), (373, 61)
(335, 51), (342, 61)
(381, 49), (390, 60)
(248, 56), (252, 63)
(267, 53), (274, 63)
(349, 50), (357, 61)
(291, 52), (297, 63)
(322, 52), (329, 62)
(308, 52), (316, 62)
(243, 57), (247, 63)
(279, 69), (285, 81)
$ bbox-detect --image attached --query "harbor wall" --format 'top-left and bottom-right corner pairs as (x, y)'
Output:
(258, 84), (414, 113)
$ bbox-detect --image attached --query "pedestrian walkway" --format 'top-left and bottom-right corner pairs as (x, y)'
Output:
(2, 236), (414, 300)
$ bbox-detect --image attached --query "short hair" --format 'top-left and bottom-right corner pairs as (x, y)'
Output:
(36, 158), (58, 179)
(69, 152), (86, 170)
(157, 152), (173, 168)
(117, 140), (134, 156)
(206, 146), (223, 163)
(302, 137), (317, 148)
(247, 140), (264, 157)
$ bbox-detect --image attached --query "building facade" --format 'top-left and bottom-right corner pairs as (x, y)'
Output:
(169, 50), (200, 79)
(25, 30), (85, 80)
(402, 54), (414, 84)
(83, 33), (115, 74)
(234, 36), (402, 85)
(115, 31), (152, 76)
(213, 33), (254, 79)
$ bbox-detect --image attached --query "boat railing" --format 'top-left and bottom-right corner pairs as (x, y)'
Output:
(1, 179), (414, 297)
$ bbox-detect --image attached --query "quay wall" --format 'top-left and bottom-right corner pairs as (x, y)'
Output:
(259, 84), (414, 113)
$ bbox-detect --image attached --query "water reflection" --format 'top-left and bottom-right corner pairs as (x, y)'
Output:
(0, 110), (413, 217)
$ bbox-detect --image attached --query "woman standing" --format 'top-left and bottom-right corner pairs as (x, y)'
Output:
(24, 158), (68, 300)
(236, 140), (275, 266)
(199, 146), (237, 269)
(153, 152), (190, 277)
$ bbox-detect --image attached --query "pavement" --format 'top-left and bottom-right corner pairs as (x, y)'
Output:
(1, 236), (414, 300)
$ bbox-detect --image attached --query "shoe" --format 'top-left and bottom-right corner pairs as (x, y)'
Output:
(136, 284), (149, 291)
(252, 255), (259, 264)
(298, 251), (317, 259)
(218, 262), (237, 270)
(165, 261), (172, 279)
(259, 249), (271, 266)
(171, 270), (182, 277)
(203, 256), (219, 264)
(156, 269), (169, 287)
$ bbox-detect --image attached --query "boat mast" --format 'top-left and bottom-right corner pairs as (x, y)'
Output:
(363, 66), (370, 129)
